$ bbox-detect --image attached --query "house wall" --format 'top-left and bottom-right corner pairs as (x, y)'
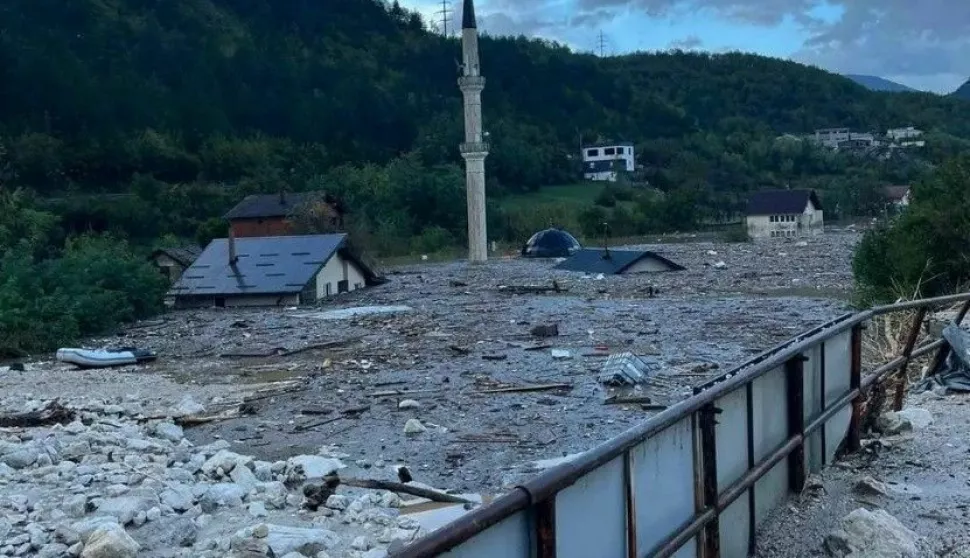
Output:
(584, 171), (618, 182)
(174, 293), (300, 309)
(625, 258), (677, 274)
(747, 204), (824, 239)
(582, 145), (635, 172)
(230, 218), (292, 238)
(152, 254), (184, 283)
(315, 253), (367, 298)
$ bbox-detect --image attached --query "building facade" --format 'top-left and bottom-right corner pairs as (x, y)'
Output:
(224, 193), (342, 238)
(582, 142), (635, 181)
(746, 189), (824, 239)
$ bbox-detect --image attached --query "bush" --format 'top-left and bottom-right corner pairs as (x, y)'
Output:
(594, 185), (617, 207)
(720, 224), (751, 243)
(410, 226), (455, 255)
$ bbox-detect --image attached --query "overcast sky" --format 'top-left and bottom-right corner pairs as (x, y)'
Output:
(398, 0), (969, 93)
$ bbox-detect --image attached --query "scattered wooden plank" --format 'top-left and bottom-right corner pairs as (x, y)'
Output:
(481, 354), (508, 361)
(368, 388), (442, 398)
(294, 405), (370, 431)
(329, 476), (473, 504)
(0, 400), (75, 428)
(604, 395), (653, 406)
(477, 383), (572, 395)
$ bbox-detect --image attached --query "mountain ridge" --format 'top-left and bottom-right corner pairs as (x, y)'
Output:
(844, 74), (918, 93)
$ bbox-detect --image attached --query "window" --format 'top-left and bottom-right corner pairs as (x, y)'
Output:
(586, 149), (599, 157)
(325, 283), (332, 297)
(604, 148), (615, 155)
(338, 280), (349, 293)
(616, 147), (624, 154)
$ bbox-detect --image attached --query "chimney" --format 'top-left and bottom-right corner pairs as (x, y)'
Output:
(228, 228), (238, 266)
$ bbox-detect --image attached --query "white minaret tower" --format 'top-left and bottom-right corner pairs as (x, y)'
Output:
(459, 0), (489, 263)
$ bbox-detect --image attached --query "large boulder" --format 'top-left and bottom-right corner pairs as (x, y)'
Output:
(95, 491), (160, 525)
(80, 523), (140, 558)
(825, 508), (922, 557)
(285, 455), (345, 480)
(896, 408), (933, 429)
(257, 524), (340, 556)
(202, 450), (253, 477)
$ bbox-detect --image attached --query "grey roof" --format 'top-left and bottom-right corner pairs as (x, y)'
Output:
(152, 246), (202, 268)
(223, 193), (316, 220)
(169, 234), (356, 298)
(584, 142), (635, 148)
(555, 249), (685, 275)
(746, 189), (822, 216)
(462, 0), (476, 28)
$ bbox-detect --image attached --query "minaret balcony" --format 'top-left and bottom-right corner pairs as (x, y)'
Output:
(458, 75), (486, 90)
(460, 141), (490, 154)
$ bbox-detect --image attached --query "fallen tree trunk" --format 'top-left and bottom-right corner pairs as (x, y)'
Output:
(327, 475), (473, 504)
(0, 400), (76, 428)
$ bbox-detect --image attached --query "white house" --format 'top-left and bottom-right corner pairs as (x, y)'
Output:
(167, 234), (381, 308)
(582, 142), (635, 182)
(813, 128), (850, 148)
(887, 127), (923, 141)
(746, 189), (824, 239)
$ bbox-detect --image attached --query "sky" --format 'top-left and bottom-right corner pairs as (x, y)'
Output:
(398, 0), (970, 93)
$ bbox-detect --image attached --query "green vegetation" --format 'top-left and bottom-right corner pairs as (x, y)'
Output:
(853, 155), (970, 304)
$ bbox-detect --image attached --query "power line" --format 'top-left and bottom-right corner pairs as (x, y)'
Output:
(597, 31), (607, 57)
(435, 0), (453, 37)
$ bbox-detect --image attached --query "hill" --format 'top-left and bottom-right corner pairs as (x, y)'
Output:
(952, 80), (970, 99)
(844, 74), (918, 93)
(2, 0), (970, 248)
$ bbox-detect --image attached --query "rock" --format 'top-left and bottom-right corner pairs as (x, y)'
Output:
(825, 508), (921, 558)
(351, 536), (372, 551)
(248, 502), (268, 518)
(252, 524), (270, 538)
(230, 463), (259, 492)
(159, 485), (194, 512)
(96, 492), (160, 525)
(253, 461), (273, 482)
(1, 448), (39, 469)
(173, 396), (205, 417)
(200, 483), (247, 512)
(896, 408), (933, 429)
(0, 518), (11, 540)
(325, 495), (348, 510)
(71, 517), (120, 543)
(530, 324), (559, 338)
(201, 450), (252, 477)
(362, 550), (388, 558)
(280, 553), (307, 558)
(403, 419), (427, 435)
(380, 492), (402, 508)
(62, 441), (93, 462)
(285, 455), (345, 479)
(397, 399), (421, 410)
(260, 525), (340, 556)
(875, 412), (912, 436)
(145, 507), (161, 522)
(550, 349), (572, 360)
(154, 422), (184, 442)
(38, 543), (69, 558)
(152, 517), (198, 548)
(853, 476), (889, 497)
(80, 523), (140, 558)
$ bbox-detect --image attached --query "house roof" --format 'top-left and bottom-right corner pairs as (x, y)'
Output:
(152, 246), (203, 268)
(554, 249), (685, 275)
(884, 185), (910, 201)
(168, 234), (378, 298)
(584, 142), (635, 148)
(223, 193), (318, 220)
(746, 189), (822, 216)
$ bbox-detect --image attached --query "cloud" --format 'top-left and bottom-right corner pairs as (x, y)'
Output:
(667, 35), (703, 50)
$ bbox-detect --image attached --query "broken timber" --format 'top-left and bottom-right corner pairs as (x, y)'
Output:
(476, 383), (572, 395)
(327, 475), (474, 505)
(0, 400), (75, 428)
(497, 281), (566, 295)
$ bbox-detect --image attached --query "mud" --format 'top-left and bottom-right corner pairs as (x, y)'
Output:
(2, 233), (858, 495)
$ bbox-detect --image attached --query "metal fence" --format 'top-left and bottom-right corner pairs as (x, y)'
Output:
(391, 293), (970, 558)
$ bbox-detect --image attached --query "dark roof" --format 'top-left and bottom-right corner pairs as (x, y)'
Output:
(462, 0), (476, 28)
(584, 142), (635, 148)
(746, 189), (822, 215)
(884, 185), (910, 201)
(521, 228), (582, 258)
(223, 193), (317, 220)
(555, 249), (685, 275)
(168, 234), (378, 298)
(152, 246), (203, 268)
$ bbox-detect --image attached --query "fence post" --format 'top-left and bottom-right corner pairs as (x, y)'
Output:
(892, 307), (927, 411)
(699, 403), (720, 558)
(785, 356), (806, 492)
(536, 497), (557, 558)
(847, 324), (863, 452)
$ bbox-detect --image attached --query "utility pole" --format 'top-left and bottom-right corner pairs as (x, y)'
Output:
(597, 31), (607, 57)
(436, 0), (453, 37)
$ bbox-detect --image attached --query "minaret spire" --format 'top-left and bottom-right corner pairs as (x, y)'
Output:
(459, 0), (488, 263)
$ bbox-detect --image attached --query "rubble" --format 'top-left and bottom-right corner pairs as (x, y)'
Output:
(0, 400), (427, 558)
(825, 508), (923, 557)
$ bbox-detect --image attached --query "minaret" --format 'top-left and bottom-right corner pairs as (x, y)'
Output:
(459, 0), (489, 263)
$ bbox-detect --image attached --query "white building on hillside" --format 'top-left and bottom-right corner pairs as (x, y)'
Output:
(582, 142), (635, 182)
(887, 127), (923, 141)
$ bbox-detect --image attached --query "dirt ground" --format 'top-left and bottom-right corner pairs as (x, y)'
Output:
(756, 390), (970, 557)
(1, 232), (859, 495)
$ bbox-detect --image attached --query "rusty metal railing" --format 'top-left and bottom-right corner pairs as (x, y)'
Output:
(392, 293), (970, 558)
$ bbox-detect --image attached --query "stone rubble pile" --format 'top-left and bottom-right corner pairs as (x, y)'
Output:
(0, 399), (425, 558)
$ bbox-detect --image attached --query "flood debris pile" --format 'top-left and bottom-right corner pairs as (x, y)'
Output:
(0, 398), (442, 558)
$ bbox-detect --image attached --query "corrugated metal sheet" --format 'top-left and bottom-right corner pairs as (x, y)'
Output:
(169, 234), (346, 297)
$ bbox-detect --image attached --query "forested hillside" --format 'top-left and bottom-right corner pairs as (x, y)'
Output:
(952, 80), (970, 100)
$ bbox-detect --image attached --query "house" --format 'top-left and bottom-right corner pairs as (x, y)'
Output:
(746, 189), (824, 239)
(884, 185), (911, 209)
(167, 234), (381, 308)
(151, 246), (202, 284)
(813, 128), (850, 148)
(582, 142), (635, 182)
(224, 192), (343, 238)
(554, 249), (685, 275)
(887, 127), (923, 141)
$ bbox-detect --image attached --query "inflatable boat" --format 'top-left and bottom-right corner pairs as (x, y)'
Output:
(55, 348), (157, 369)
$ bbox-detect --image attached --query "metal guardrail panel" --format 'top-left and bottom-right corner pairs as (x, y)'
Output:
(439, 511), (533, 558)
(752, 365), (790, 526)
(802, 344), (825, 473)
(555, 457), (627, 558)
(630, 418), (696, 557)
(714, 388), (748, 488)
(824, 330), (853, 463)
(719, 496), (751, 558)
